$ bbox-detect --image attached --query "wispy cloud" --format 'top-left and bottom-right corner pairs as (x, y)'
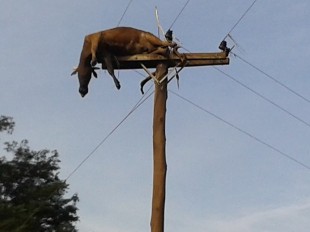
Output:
(191, 199), (310, 232)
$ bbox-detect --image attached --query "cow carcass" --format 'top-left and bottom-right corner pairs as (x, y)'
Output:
(72, 27), (180, 97)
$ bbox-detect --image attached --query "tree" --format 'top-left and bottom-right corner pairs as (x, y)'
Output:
(0, 116), (79, 232)
(0, 115), (15, 134)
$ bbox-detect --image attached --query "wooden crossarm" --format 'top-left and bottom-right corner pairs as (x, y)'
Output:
(100, 51), (229, 70)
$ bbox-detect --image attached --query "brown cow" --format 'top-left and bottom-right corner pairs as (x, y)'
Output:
(72, 27), (180, 97)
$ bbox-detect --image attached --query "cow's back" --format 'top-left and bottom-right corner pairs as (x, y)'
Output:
(99, 27), (164, 55)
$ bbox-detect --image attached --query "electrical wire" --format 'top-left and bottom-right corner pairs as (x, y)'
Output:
(65, 86), (154, 181)
(218, 1), (310, 127)
(169, 89), (310, 171)
(233, 52), (310, 104)
(117, 0), (134, 26)
(165, 41), (310, 129)
(223, 0), (259, 40)
(169, 0), (191, 29)
(214, 67), (310, 128)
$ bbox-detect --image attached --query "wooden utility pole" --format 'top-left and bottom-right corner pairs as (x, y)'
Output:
(151, 63), (168, 232)
(105, 50), (229, 232)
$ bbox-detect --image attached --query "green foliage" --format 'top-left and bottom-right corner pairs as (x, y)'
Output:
(0, 115), (15, 134)
(0, 117), (79, 232)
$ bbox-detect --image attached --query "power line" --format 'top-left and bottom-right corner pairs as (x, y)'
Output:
(117, 0), (134, 26)
(162, 35), (310, 129)
(169, 0), (191, 29)
(214, 67), (310, 128)
(233, 52), (310, 104)
(223, 0), (259, 40)
(221, 0), (308, 105)
(65, 86), (154, 181)
(169, 89), (310, 171)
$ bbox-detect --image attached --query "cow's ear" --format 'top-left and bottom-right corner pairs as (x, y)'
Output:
(92, 67), (99, 78)
(71, 67), (78, 76)
(92, 70), (98, 78)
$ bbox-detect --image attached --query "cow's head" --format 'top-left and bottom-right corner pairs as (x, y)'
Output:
(71, 66), (99, 97)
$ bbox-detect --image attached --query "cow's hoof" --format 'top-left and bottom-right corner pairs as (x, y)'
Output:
(116, 83), (121, 90)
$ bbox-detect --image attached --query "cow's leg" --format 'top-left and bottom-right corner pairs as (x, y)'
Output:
(91, 47), (97, 66)
(160, 40), (186, 63)
(89, 34), (101, 66)
(140, 72), (155, 94)
(173, 46), (186, 64)
(150, 47), (169, 56)
(104, 55), (121, 89)
(149, 40), (186, 62)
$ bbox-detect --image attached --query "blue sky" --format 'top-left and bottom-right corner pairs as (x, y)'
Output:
(1, 0), (310, 231)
